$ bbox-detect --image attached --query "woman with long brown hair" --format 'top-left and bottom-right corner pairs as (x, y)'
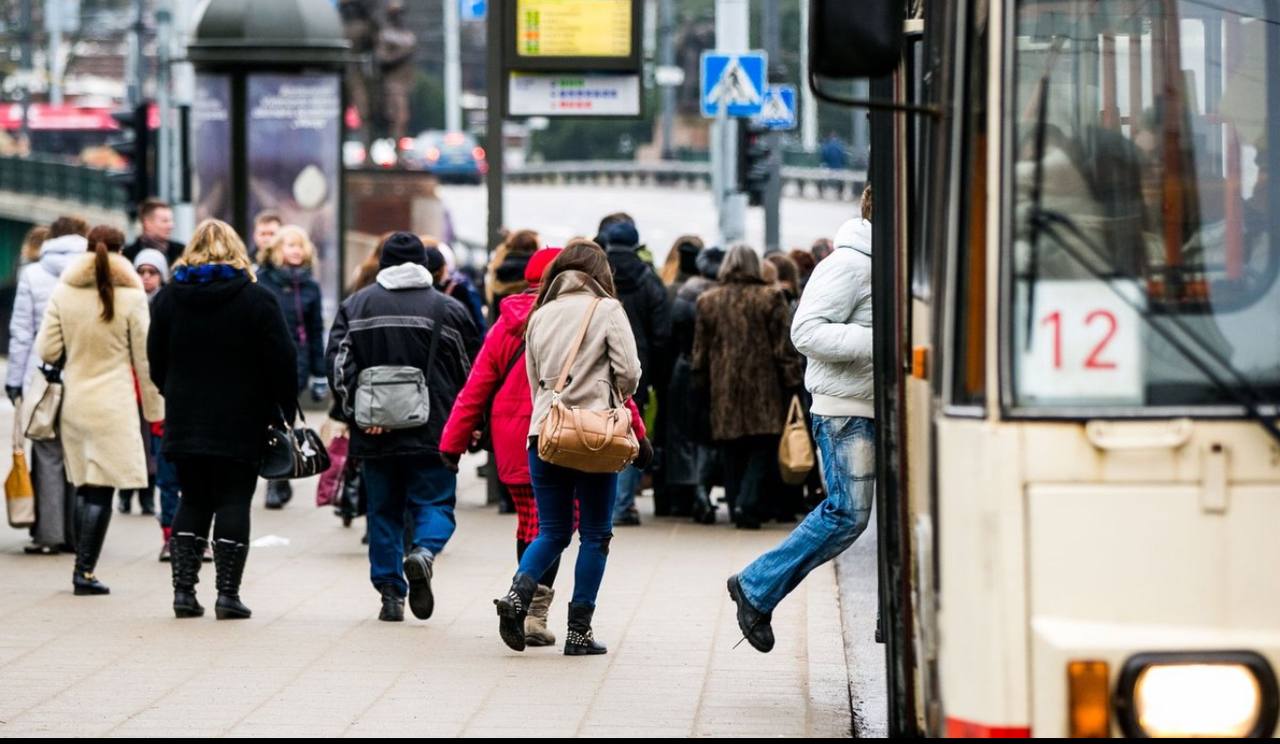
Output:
(35, 224), (164, 595)
(493, 239), (644, 656)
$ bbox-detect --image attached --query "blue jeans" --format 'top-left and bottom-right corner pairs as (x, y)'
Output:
(612, 465), (643, 519)
(738, 415), (875, 613)
(518, 451), (617, 607)
(153, 437), (180, 528)
(362, 455), (457, 596)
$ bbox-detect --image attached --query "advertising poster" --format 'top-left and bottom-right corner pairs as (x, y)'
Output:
(246, 73), (342, 317)
(192, 74), (232, 224)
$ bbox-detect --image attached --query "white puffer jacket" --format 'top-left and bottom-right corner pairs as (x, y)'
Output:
(790, 218), (874, 418)
(6, 234), (87, 392)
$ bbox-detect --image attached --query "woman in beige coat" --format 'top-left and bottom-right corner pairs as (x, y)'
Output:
(36, 225), (164, 595)
(493, 239), (643, 656)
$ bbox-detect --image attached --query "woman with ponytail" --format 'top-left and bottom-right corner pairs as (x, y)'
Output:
(35, 225), (164, 596)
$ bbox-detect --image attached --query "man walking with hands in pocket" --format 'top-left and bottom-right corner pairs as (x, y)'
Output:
(327, 233), (480, 623)
(726, 213), (876, 652)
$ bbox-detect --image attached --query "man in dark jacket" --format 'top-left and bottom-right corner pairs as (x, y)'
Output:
(124, 198), (186, 266)
(597, 216), (671, 526)
(326, 233), (481, 623)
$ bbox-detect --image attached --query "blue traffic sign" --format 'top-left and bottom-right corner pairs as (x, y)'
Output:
(754, 84), (797, 131)
(700, 51), (767, 118)
(460, 0), (486, 21)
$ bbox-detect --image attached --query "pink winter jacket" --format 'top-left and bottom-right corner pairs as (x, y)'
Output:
(440, 291), (646, 485)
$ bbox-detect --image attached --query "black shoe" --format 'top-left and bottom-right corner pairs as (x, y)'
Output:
(138, 488), (156, 516)
(264, 481), (286, 510)
(726, 575), (774, 653)
(614, 509), (641, 527)
(278, 481), (293, 505)
(493, 572), (538, 652)
(212, 539), (252, 620)
(170, 532), (206, 618)
(564, 602), (607, 656)
(116, 491), (132, 515)
(734, 518), (762, 530)
(691, 494), (717, 525)
(378, 584), (404, 622)
(402, 548), (435, 620)
(72, 495), (112, 596)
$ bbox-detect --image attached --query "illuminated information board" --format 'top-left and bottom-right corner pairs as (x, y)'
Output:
(516, 0), (632, 58)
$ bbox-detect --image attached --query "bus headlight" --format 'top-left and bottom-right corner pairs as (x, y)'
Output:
(1115, 652), (1279, 738)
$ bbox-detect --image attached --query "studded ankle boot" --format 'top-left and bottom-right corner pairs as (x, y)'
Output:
(493, 572), (538, 651)
(564, 601), (607, 656)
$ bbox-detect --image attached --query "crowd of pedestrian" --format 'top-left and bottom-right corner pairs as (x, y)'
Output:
(3, 191), (877, 657)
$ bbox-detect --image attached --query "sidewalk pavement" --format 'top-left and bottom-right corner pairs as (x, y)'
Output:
(0, 428), (853, 736)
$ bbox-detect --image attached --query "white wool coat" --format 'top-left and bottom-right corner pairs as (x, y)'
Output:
(35, 253), (164, 488)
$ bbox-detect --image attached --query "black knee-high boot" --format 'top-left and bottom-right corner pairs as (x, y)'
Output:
(72, 494), (112, 595)
(170, 532), (207, 618)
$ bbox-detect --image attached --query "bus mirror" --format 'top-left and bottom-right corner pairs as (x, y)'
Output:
(809, 0), (904, 79)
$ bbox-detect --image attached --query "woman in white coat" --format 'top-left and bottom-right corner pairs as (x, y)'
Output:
(35, 225), (164, 595)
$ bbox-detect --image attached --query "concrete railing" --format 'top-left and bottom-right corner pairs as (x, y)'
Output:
(506, 161), (866, 201)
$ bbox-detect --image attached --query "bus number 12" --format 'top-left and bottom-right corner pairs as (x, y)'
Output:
(1041, 310), (1119, 371)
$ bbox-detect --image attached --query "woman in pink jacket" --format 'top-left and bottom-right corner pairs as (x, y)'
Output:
(441, 247), (648, 647)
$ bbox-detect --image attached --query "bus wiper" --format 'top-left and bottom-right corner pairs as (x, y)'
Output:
(1028, 207), (1280, 447)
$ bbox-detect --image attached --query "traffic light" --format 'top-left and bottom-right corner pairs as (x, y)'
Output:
(108, 101), (153, 219)
(737, 120), (772, 207)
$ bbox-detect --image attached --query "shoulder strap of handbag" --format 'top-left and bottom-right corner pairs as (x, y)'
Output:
(553, 297), (602, 395)
(484, 341), (526, 414)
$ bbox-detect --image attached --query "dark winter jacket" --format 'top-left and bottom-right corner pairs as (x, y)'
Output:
(148, 270), (298, 464)
(606, 247), (671, 402)
(125, 236), (186, 267)
(692, 279), (803, 441)
(438, 270), (487, 337)
(258, 264), (326, 390)
(326, 263), (481, 459)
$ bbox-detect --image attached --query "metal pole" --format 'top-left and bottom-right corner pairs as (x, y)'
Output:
(156, 6), (172, 203)
(714, 0), (748, 246)
(763, 0), (782, 253)
(485, 4), (505, 252)
(47, 0), (64, 105)
(799, 0), (818, 152)
(659, 0), (675, 160)
(444, 0), (462, 132)
(169, 0), (195, 241)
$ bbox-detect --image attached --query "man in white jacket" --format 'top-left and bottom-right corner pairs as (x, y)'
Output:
(727, 215), (875, 653)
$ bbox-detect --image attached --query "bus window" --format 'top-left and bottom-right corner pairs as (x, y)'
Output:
(1009, 0), (1280, 410)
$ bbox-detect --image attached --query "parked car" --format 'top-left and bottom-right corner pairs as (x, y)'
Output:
(406, 130), (487, 184)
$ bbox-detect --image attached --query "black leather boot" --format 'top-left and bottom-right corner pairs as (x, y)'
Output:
(72, 495), (112, 596)
(402, 547), (435, 620)
(378, 584), (404, 622)
(564, 602), (608, 656)
(137, 486), (156, 516)
(493, 572), (538, 651)
(170, 532), (206, 618)
(726, 575), (774, 653)
(264, 480), (290, 510)
(212, 539), (252, 620)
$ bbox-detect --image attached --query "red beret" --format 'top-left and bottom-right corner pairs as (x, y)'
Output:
(524, 247), (563, 286)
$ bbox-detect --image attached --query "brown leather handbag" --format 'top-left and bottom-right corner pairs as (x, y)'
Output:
(537, 297), (639, 474)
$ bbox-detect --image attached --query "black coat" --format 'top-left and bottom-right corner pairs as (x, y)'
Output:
(326, 266), (481, 459)
(148, 273), (298, 464)
(664, 275), (716, 484)
(258, 264), (326, 391)
(125, 237), (186, 267)
(606, 247), (671, 402)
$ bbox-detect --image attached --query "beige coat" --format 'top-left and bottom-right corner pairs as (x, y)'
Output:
(36, 253), (164, 488)
(525, 270), (641, 438)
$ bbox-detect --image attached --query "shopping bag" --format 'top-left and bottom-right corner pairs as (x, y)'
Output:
(777, 396), (816, 485)
(316, 434), (349, 507)
(6, 399), (35, 528)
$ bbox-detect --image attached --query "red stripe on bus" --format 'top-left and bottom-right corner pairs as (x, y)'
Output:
(945, 718), (1032, 738)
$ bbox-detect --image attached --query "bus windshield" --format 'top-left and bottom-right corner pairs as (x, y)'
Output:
(1009, 0), (1280, 411)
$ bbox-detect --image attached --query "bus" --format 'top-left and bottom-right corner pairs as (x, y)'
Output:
(812, 0), (1280, 737)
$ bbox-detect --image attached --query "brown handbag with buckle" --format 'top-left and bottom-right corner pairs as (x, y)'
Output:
(536, 297), (639, 474)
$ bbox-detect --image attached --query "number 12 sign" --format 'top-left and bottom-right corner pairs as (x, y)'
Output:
(1016, 280), (1145, 406)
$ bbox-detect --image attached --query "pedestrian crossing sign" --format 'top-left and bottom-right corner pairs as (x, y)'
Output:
(754, 84), (797, 131)
(700, 51), (767, 118)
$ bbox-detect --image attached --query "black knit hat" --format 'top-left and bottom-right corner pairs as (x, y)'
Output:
(380, 232), (426, 269)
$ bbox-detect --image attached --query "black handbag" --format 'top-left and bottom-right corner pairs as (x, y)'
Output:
(260, 404), (331, 480)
